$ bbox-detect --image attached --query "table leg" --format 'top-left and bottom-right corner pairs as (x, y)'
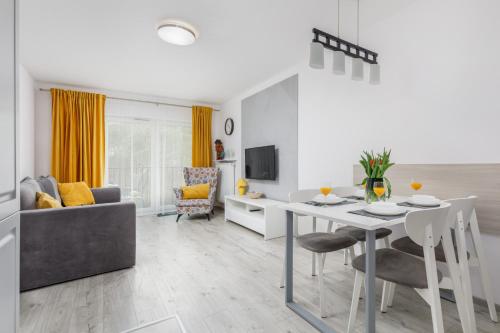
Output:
(284, 210), (336, 333)
(365, 230), (376, 333)
(286, 210), (294, 302)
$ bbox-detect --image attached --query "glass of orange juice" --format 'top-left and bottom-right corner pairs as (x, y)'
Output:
(320, 183), (332, 197)
(410, 179), (423, 191)
(373, 180), (385, 201)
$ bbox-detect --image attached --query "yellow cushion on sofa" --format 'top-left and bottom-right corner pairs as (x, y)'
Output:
(182, 183), (210, 199)
(58, 182), (95, 206)
(35, 192), (62, 209)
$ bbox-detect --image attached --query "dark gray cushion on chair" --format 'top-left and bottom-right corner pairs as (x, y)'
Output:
(352, 248), (443, 289)
(297, 232), (357, 253)
(20, 177), (42, 210)
(336, 226), (392, 242)
(37, 175), (61, 204)
(391, 236), (468, 263)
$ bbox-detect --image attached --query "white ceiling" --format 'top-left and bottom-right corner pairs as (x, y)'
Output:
(20, 0), (412, 104)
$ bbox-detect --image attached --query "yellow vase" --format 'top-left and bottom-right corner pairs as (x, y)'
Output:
(237, 178), (248, 196)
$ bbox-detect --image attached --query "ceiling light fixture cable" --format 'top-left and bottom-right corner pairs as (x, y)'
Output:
(356, 0), (360, 45)
(351, 0), (364, 81)
(332, 0), (346, 75)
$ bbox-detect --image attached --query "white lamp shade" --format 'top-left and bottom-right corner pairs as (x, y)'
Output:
(309, 42), (324, 69)
(332, 50), (345, 75)
(369, 63), (380, 85)
(351, 58), (364, 81)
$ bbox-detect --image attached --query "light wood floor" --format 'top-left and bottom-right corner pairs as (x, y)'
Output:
(20, 210), (499, 333)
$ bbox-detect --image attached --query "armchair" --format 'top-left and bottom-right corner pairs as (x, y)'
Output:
(174, 167), (219, 222)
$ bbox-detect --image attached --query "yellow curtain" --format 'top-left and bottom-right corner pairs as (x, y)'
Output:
(50, 88), (106, 187)
(192, 105), (213, 167)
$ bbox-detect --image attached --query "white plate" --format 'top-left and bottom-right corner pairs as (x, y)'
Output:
(364, 202), (407, 216)
(313, 194), (346, 205)
(408, 195), (441, 207)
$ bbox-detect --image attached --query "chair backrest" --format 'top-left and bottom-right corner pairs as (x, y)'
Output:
(332, 186), (358, 197)
(183, 167), (218, 186)
(405, 203), (451, 246)
(289, 189), (319, 203)
(444, 196), (476, 230)
(183, 167), (219, 203)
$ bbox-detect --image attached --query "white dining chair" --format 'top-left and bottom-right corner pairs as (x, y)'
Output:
(279, 189), (359, 318)
(347, 204), (452, 333)
(279, 186), (364, 288)
(469, 203), (498, 323)
(279, 189), (347, 288)
(388, 197), (480, 332)
(390, 196), (498, 328)
(296, 231), (357, 318)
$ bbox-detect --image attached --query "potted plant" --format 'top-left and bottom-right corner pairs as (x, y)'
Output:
(359, 149), (394, 203)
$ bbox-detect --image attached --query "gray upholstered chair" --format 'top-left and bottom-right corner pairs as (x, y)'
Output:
(19, 176), (136, 291)
(173, 167), (219, 222)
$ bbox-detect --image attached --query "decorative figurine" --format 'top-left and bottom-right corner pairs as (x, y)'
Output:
(215, 139), (225, 160)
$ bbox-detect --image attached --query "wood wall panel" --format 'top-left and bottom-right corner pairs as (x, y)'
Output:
(353, 164), (500, 235)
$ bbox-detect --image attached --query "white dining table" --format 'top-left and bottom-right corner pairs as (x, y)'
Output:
(279, 196), (419, 333)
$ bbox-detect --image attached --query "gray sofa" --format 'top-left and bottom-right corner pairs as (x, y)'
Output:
(20, 176), (136, 291)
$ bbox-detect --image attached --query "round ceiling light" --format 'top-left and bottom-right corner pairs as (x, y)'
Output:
(157, 19), (199, 46)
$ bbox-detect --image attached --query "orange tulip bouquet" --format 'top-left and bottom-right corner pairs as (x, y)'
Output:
(359, 149), (395, 203)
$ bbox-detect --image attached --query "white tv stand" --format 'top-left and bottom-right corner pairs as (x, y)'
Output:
(224, 195), (286, 240)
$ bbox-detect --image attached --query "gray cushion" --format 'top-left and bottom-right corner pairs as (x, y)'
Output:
(297, 232), (357, 253)
(336, 226), (392, 242)
(20, 177), (42, 210)
(352, 248), (443, 289)
(37, 175), (61, 204)
(391, 236), (468, 263)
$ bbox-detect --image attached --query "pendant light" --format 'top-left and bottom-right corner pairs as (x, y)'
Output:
(309, 41), (324, 69)
(332, 0), (345, 75)
(351, 0), (364, 81)
(369, 63), (380, 84)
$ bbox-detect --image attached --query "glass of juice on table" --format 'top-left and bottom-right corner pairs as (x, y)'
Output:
(373, 180), (385, 201)
(410, 179), (423, 191)
(320, 183), (332, 197)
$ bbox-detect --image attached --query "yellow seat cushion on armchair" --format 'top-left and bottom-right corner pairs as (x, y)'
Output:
(58, 182), (95, 206)
(182, 183), (210, 199)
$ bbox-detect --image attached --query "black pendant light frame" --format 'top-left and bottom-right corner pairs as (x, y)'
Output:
(312, 28), (378, 64)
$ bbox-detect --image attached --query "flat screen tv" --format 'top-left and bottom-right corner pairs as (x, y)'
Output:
(245, 145), (276, 180)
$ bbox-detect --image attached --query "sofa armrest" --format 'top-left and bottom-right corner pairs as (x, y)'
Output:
(20, 201), (136, 291)
(173, 187), (183, 201)
(91, 187), (121, 204)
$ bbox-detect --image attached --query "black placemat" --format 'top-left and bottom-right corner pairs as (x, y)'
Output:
(397, 202), (441, 209)
(348, 209), (408, 221)
(343, 195), (365, 200)
(304, 200), (357, 207)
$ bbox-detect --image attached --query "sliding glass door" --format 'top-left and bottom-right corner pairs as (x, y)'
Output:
(106, 117), (191, 215)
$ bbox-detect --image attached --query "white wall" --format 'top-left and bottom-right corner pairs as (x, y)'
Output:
(18, 65), (35, 179)
(215, 1), (500, 304)
(34, 81), (218, 176)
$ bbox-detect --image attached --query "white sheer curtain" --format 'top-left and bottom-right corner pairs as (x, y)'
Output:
(106, 117), (191, 215)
